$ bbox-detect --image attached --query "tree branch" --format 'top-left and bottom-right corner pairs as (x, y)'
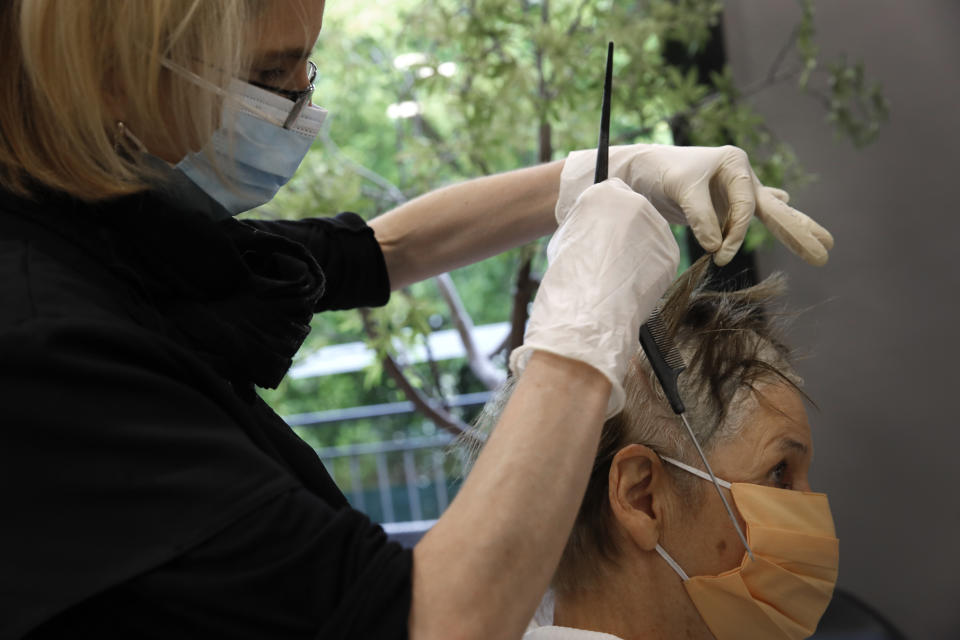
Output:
(738, 65), (805, 100)
(383, 353), (484, 445)
(412, 113), (469, 176)
(435, 272), (506, 390)
(535, 0), (553, 163)
(506, 251), (539, 355)
(764, 26), (799, 87)
(565, 0), (592, 37)
(361, 309), (484, 445)
(399, 289), (449, 405)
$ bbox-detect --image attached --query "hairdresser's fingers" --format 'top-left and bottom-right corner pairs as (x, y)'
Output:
(809, 216), (835, 251)
(712, 166), (757, 266)
(768, 187), (790, 203)
(677, 184), (723, 255)
(755, 189), (833, 266)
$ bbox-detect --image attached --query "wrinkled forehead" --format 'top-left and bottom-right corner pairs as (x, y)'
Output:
(755, 382), (812, 448)
(711, 382), (813, 473)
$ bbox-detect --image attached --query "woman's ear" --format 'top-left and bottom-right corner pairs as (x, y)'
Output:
(608, 444), (668, 551)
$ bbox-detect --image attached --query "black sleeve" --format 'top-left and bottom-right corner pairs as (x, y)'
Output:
(27, 488), (413, 640)
(243, 214), (391, 312)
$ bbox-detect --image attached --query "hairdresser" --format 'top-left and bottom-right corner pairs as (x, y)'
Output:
(0, 2), (833, 639)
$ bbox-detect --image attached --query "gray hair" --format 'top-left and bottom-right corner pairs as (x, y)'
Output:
(460, 256), (803, 594)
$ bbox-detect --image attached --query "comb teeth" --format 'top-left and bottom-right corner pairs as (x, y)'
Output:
(644, 309), (685, 371)
(638, 308), (687, 415)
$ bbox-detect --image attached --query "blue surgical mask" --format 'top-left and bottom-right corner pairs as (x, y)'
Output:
(174, 77), (327, 217)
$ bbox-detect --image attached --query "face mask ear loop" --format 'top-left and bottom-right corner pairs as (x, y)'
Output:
(678, 413), (755, 561)
(655, 544), (690, 581)
(159, 58), (282, 127)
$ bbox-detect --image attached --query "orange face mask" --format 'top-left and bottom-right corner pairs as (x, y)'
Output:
(656, 456), (840, 640)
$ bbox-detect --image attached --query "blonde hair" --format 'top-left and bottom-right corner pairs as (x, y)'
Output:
(0, 0), (264, 201)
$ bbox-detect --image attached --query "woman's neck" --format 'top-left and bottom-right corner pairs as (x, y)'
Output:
(551, 559), (713, 640)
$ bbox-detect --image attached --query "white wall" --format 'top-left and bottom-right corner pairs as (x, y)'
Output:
(723, 1), (960, 637)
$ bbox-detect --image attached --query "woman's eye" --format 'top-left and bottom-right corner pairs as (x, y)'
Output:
(255, 68), (287, 85)
(769, 460), (792, 490)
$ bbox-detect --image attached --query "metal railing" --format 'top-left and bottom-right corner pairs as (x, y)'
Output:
(315, 434), (458, 523)
(285, 392), (491, 526)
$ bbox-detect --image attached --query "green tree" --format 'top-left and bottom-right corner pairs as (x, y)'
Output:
(253, 0), (886, 448)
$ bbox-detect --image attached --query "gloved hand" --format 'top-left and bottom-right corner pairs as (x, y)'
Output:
(556, 144), (834, 267)
(510, 179), (680, 417)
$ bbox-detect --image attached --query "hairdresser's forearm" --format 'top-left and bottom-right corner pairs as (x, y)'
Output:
(369, 161), (563, 290)
(409, 351), (609, 640)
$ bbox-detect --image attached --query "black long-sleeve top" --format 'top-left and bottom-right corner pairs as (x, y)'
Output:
(0, 178), (412, 639)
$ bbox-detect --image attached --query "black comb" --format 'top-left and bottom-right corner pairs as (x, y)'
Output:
(638, 309), (686, 414)
(591, 41), (753, 559)
(594, 41), (614, 184)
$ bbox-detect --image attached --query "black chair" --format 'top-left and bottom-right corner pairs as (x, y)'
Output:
(811, 589), (908, 639)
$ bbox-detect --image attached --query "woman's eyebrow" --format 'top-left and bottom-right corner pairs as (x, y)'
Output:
(779, 438), (809, 455)
(253, 47), (311, 63)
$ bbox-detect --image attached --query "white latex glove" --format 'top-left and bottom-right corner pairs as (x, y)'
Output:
(510, 179), (680, 417)
(556, 144), (834, 266)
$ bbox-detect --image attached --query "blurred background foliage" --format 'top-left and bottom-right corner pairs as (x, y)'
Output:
(249, 0), (886, 450)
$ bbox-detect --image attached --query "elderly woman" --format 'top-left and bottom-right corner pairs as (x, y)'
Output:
(0, 1), (833, 638)
(472, 257), (839, 640)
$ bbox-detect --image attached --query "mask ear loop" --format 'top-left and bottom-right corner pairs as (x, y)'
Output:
(655, 544), (691, 581)
(159, 58), (285, 128)
(675, 413), (755, 562)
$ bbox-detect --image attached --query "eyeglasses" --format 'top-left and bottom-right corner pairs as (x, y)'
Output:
(249, 60), (318, 129)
